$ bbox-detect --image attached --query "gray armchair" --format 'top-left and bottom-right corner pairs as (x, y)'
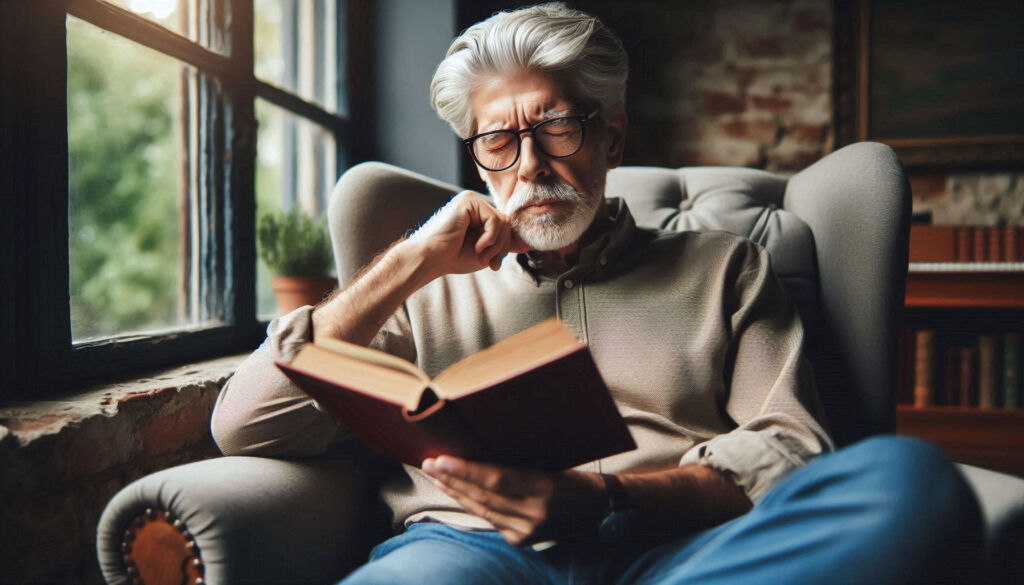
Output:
(98, 143), (1024, 584)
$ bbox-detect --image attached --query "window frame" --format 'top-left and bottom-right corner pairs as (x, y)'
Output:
(0, 0), (359, 400)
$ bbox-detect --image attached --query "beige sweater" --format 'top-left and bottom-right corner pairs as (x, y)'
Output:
(211, 199), (833, 531)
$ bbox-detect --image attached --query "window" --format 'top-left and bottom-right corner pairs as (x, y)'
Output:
(0, 1), (359, 399)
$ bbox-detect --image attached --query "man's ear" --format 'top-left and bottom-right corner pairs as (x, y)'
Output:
(603, 105), (627, 170)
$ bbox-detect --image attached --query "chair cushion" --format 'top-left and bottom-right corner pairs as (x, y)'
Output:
(607, 166), (818, 313)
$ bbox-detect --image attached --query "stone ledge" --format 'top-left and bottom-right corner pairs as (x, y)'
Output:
(0, 353), (248, 584)
(0, 354), (245, 447)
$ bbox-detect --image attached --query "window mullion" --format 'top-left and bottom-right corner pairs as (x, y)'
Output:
(0, 0), (71, 399)
(226, 0), (257, 328)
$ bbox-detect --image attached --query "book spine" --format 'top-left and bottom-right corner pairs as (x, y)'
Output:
(956, 228), (972, 262)
(1004, 333), (1021, 410)
(942, 347), (960, 406)
(908, 225), (957, 262)
(978, 334), (999, 409)
(987, 228), (1003, 262)
(959, 347), (977, 407)
(914, 330), (936, 408)
(972, 228), (987, 262)
(897, 327), (916, 405)
(1005, 227), (1021, 262)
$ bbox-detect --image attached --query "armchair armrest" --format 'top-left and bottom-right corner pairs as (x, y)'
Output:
(958, 464), (1024, 582)
(97, 442), (389, 584)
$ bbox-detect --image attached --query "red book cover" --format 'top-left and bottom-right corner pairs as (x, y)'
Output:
(955, 228), (972, 262)
(1006, 227), (1021, 262)
(908, 226), (957, 262)
(987, 227), (1003, 262)
(972, 228), (988, 262)
(277, 319), (637, 469)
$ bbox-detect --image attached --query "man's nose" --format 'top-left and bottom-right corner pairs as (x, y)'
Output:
(517, 134), (550, 183)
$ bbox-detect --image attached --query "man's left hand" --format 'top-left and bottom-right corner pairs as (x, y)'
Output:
(422, 456), (605, 546)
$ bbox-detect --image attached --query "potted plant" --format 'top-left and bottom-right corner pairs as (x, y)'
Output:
(258, 208), (336, 314)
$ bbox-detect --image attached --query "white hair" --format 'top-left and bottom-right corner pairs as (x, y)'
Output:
(429, 2), (628, 139)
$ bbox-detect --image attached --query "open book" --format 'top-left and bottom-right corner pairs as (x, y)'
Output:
(276, 318), (636, 469)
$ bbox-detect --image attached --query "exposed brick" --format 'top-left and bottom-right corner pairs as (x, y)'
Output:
(751, 94), (793, 113)
(739, 36), (787, 58)
(699, 90), (747, 114)
(908, 174), (948, 201)
(795, 6), (831, 33)
(138, 392), (214, 456)
(718, 118), (779, 143)
(788, 122), (828, 143)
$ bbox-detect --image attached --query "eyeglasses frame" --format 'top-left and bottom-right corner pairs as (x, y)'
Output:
(462, 110), (600, 172)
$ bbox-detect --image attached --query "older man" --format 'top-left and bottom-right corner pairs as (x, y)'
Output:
(212, 3), (980, 584)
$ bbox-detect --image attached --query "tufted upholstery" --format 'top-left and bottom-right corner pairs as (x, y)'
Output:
(98, 143), (1023, 585)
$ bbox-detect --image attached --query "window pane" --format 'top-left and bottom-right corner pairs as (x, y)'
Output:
(256, 98), (338, 319)
(255, 0), (339, 113)
(68, 16), (202, 340)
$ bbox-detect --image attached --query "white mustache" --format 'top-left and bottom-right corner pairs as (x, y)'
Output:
(500, 181), (581, 217)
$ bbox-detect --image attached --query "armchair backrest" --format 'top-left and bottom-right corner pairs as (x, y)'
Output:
(327, 142), (912, 447)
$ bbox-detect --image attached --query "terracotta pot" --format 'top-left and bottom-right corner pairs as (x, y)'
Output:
(270, 276), (337, 314)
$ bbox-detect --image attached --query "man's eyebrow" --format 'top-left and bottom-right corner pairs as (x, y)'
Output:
(541, 109), (572, 119)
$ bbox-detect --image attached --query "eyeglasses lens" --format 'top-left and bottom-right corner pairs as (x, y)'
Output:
(471, 117), (585, 171)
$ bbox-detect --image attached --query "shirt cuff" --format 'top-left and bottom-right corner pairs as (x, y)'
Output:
(266, 304), (317, 363)
(679, 429), (815, 503)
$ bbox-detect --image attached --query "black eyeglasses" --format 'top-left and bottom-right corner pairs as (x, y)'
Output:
(463, 111), (599, 172)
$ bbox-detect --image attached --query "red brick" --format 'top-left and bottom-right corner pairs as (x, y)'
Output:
(789, 123), (828, 143)
(740, 36), (787, 58)
(909, 174), (948, 201)
(718, 119), (779, 143)
(700, 91), (746, 114)
(138, 398), (211, 456)
(795, 7), (830, 33)
(751, 94), (793, 113)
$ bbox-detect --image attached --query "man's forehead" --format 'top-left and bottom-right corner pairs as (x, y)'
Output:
(470, 73), (577, 131)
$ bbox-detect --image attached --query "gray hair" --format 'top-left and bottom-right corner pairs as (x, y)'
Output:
(429, 2), (628, 138)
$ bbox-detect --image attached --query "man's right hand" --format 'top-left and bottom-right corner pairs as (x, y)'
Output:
(312, 191), (528, 345)
(406, 190), (529, 280)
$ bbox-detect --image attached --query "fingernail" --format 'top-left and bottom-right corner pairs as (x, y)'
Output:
(422, 458), (435, 473)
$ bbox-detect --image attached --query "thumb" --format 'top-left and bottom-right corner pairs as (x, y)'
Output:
(510, 232), (531, 254)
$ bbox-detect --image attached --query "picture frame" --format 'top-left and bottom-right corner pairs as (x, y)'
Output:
(833, 0), (1024, 170)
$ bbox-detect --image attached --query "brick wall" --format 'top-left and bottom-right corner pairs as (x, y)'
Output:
(598, 0), (1023, 225)
(0, 356), (241, 584)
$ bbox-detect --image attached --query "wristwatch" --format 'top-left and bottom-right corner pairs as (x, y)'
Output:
(597, 473), (635, 542)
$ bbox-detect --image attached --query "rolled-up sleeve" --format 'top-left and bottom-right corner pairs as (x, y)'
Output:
(680, 244), (834, 503)
(211, 304), (416, 458)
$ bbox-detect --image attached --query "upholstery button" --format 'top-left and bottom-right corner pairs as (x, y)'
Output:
(563, 280), (574, 289)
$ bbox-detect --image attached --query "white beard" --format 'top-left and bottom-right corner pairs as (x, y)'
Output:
(490, 180), (601, 251)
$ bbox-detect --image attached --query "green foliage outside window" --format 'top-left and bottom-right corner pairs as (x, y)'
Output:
(67, 19), (182, 340)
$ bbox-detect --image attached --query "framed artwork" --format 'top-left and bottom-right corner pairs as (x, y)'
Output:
(834, 0), (1024, 169)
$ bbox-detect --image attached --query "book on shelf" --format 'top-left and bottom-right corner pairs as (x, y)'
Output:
(275, 318), (637, 469)
(978, 334), (999, 409)
(959, 347), (977, 407)
(910, 225), (1024, 265)
(1005, 333), (1021, 409)
(913, 329), (936, 407)
(900, 327), (1024, 411)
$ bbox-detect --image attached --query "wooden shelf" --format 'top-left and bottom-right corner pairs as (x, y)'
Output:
(896, 406), (1024, 477)
(905, 272), (1024, 308)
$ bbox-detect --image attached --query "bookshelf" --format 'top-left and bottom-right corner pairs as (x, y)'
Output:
(898, 251), (1024, 478)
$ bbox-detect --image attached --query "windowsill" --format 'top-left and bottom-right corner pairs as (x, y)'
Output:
(0, 353), (247, 447)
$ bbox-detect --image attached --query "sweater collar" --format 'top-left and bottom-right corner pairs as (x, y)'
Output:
(512, 198), (636, 284)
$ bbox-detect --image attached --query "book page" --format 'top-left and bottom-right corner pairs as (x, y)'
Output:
(315, 336), (429, 382)
(290, 343), (429, 410)
(433, 319), (583, 398)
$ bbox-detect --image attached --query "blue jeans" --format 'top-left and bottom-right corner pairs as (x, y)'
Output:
(339, 436), (982, 584)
